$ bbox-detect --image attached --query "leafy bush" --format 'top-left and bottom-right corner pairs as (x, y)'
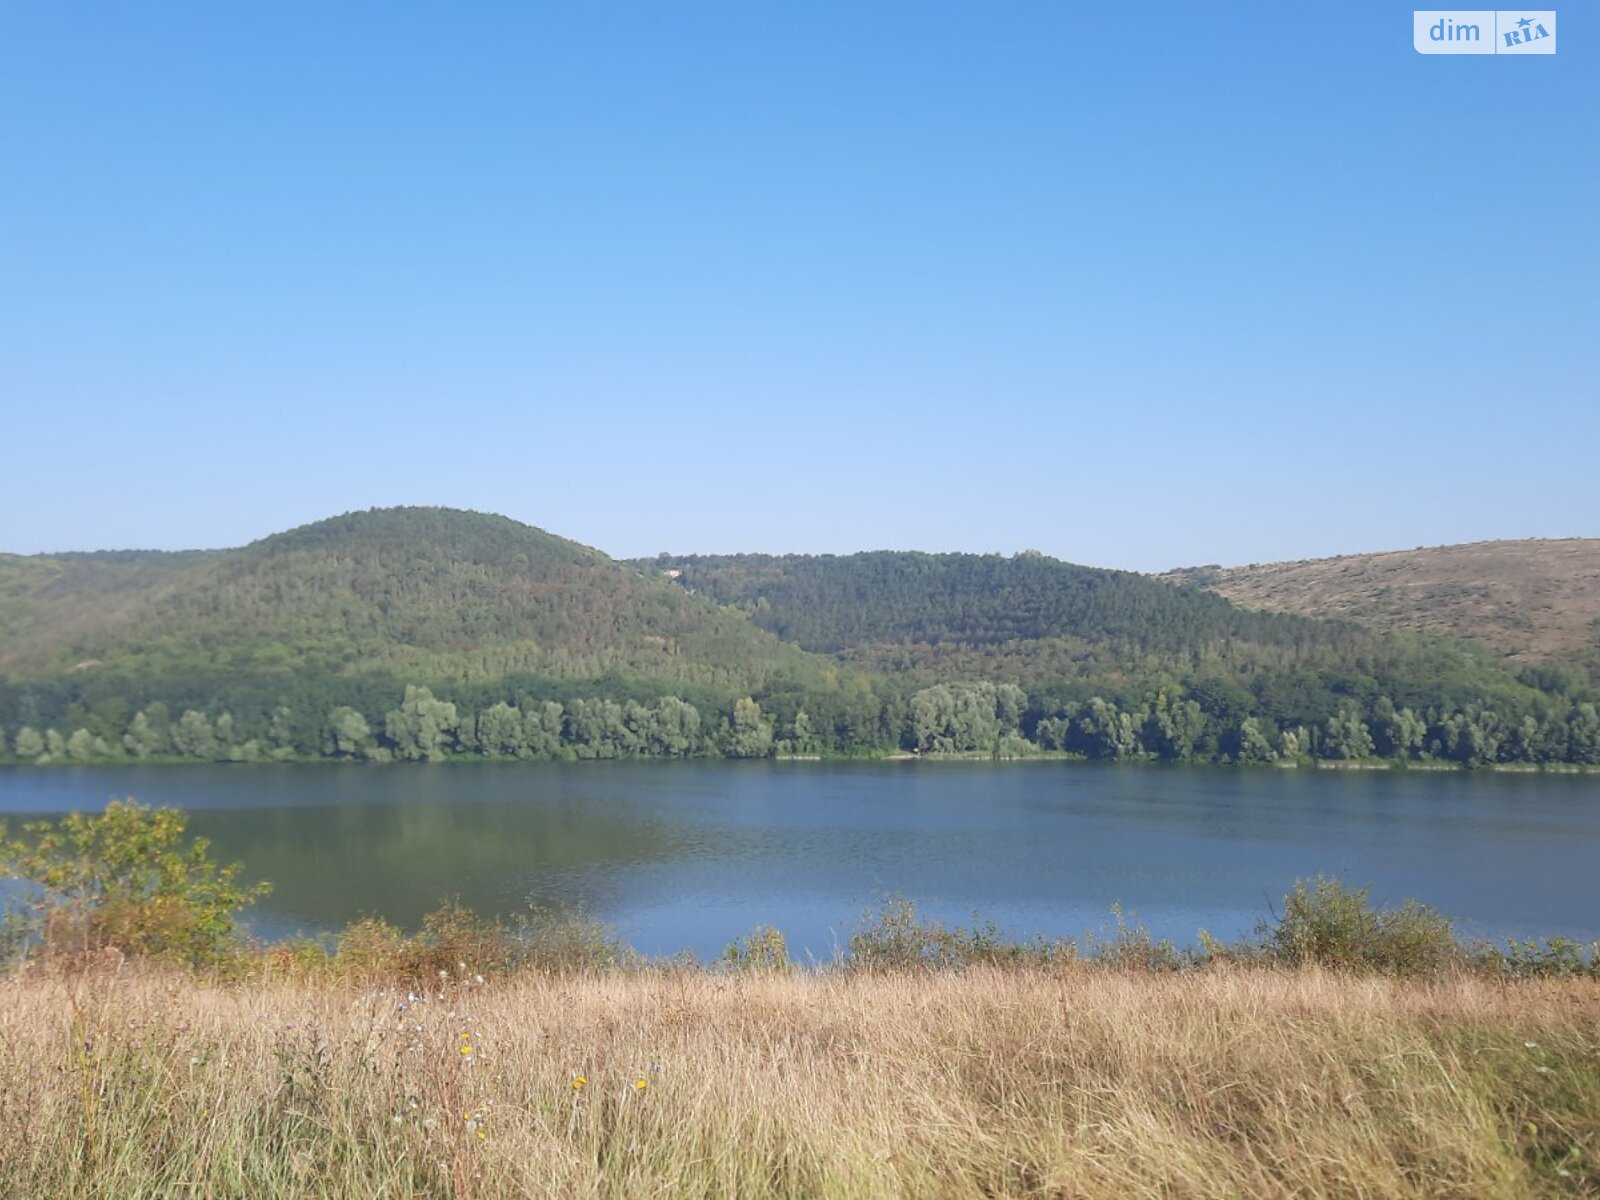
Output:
(323, 901), (511, 985)
(0, 910), (29, 971)
(848, 898), (962, 970)
(1084, 903), (1184, 971)
(322, 901), (625, 984)
(721, 925), (793, 972)
(847, 899), (1076, 971)
(0, 800), (268, 968)
(505, 902), (627, 972)
(256, 934), (336, 979)
(331, 917), (411, 981)
(1258, 877), (1460, 975)
(412, 899), (510, 976)
(1474, 937), (1600, 979)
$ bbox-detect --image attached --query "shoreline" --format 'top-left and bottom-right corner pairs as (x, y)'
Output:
(3, 752), (1598, 773)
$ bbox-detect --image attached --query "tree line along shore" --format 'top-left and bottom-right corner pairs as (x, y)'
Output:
(6, 679), (1600, 768)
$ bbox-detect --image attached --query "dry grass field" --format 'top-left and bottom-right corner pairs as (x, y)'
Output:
(2, 961), (1596, 1199)
(1163, 538), (1600, 661)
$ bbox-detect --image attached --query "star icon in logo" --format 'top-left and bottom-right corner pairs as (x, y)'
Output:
(1517, 16), (1534, 28)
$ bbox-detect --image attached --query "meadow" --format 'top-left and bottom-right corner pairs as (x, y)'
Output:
(2, 958), (1597, 1199)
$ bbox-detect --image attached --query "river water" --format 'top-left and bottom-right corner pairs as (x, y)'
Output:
(2, 761), (1596, 960)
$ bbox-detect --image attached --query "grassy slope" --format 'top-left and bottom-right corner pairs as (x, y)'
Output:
(2, 965), (1595, 1198)
(0, 508), (837, 695)
(1163, 538), (1600, 663)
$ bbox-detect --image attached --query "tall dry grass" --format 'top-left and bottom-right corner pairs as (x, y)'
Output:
(0, 961), (1595, 1198)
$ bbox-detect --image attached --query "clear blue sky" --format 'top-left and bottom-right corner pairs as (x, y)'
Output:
(2, 3), (1594, 570)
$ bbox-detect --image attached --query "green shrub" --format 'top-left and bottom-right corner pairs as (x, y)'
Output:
(1084, 903), (1184, 971)
(721, 925), (792, 972)
(0, 909), (29, 970)
(947, 917), (1078, 969)
(331, 900), (513, 985)
(847, 899), (1076, 971)
(1475, 937), (1600, 979)
(256, 934), (335, 979)
(0, 800), (269, 968)
(331, 917), (409, 980)
(506, 902), (628, 972)
(848, 898), (960, 970)
(413, 899), (510, 976)
(322, 902), (628, 984)
(1259, 877), (1460, 976)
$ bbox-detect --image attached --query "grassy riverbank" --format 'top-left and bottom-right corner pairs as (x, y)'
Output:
(1, 962), (1596, 1199)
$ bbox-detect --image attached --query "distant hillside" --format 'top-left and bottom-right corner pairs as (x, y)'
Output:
(0, 507), (826, 692)
(3, 513), (1596, 768)
(1162, 539), (1600, 663)
(0, 547), (212, 674)
(635, 549), (1523, 702)
(643, 550), (1350, 655)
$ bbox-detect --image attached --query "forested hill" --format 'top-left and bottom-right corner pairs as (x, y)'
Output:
(642, 550), (1357, 656)
(626, 549), (1600, 765)
(635, 549), (1503, 699)
(2, 511), (1597, 767)
(0, 507), (830, 692)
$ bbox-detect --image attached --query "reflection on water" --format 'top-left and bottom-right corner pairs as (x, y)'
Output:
(2, 761), (1597, 960)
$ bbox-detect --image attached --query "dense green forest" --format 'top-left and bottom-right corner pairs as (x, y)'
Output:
(1, 508), (1597, 767)
(0, 509), (828, 689)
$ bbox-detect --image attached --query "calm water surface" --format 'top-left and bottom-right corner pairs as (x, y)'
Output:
(2, 762), (1597, 959)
